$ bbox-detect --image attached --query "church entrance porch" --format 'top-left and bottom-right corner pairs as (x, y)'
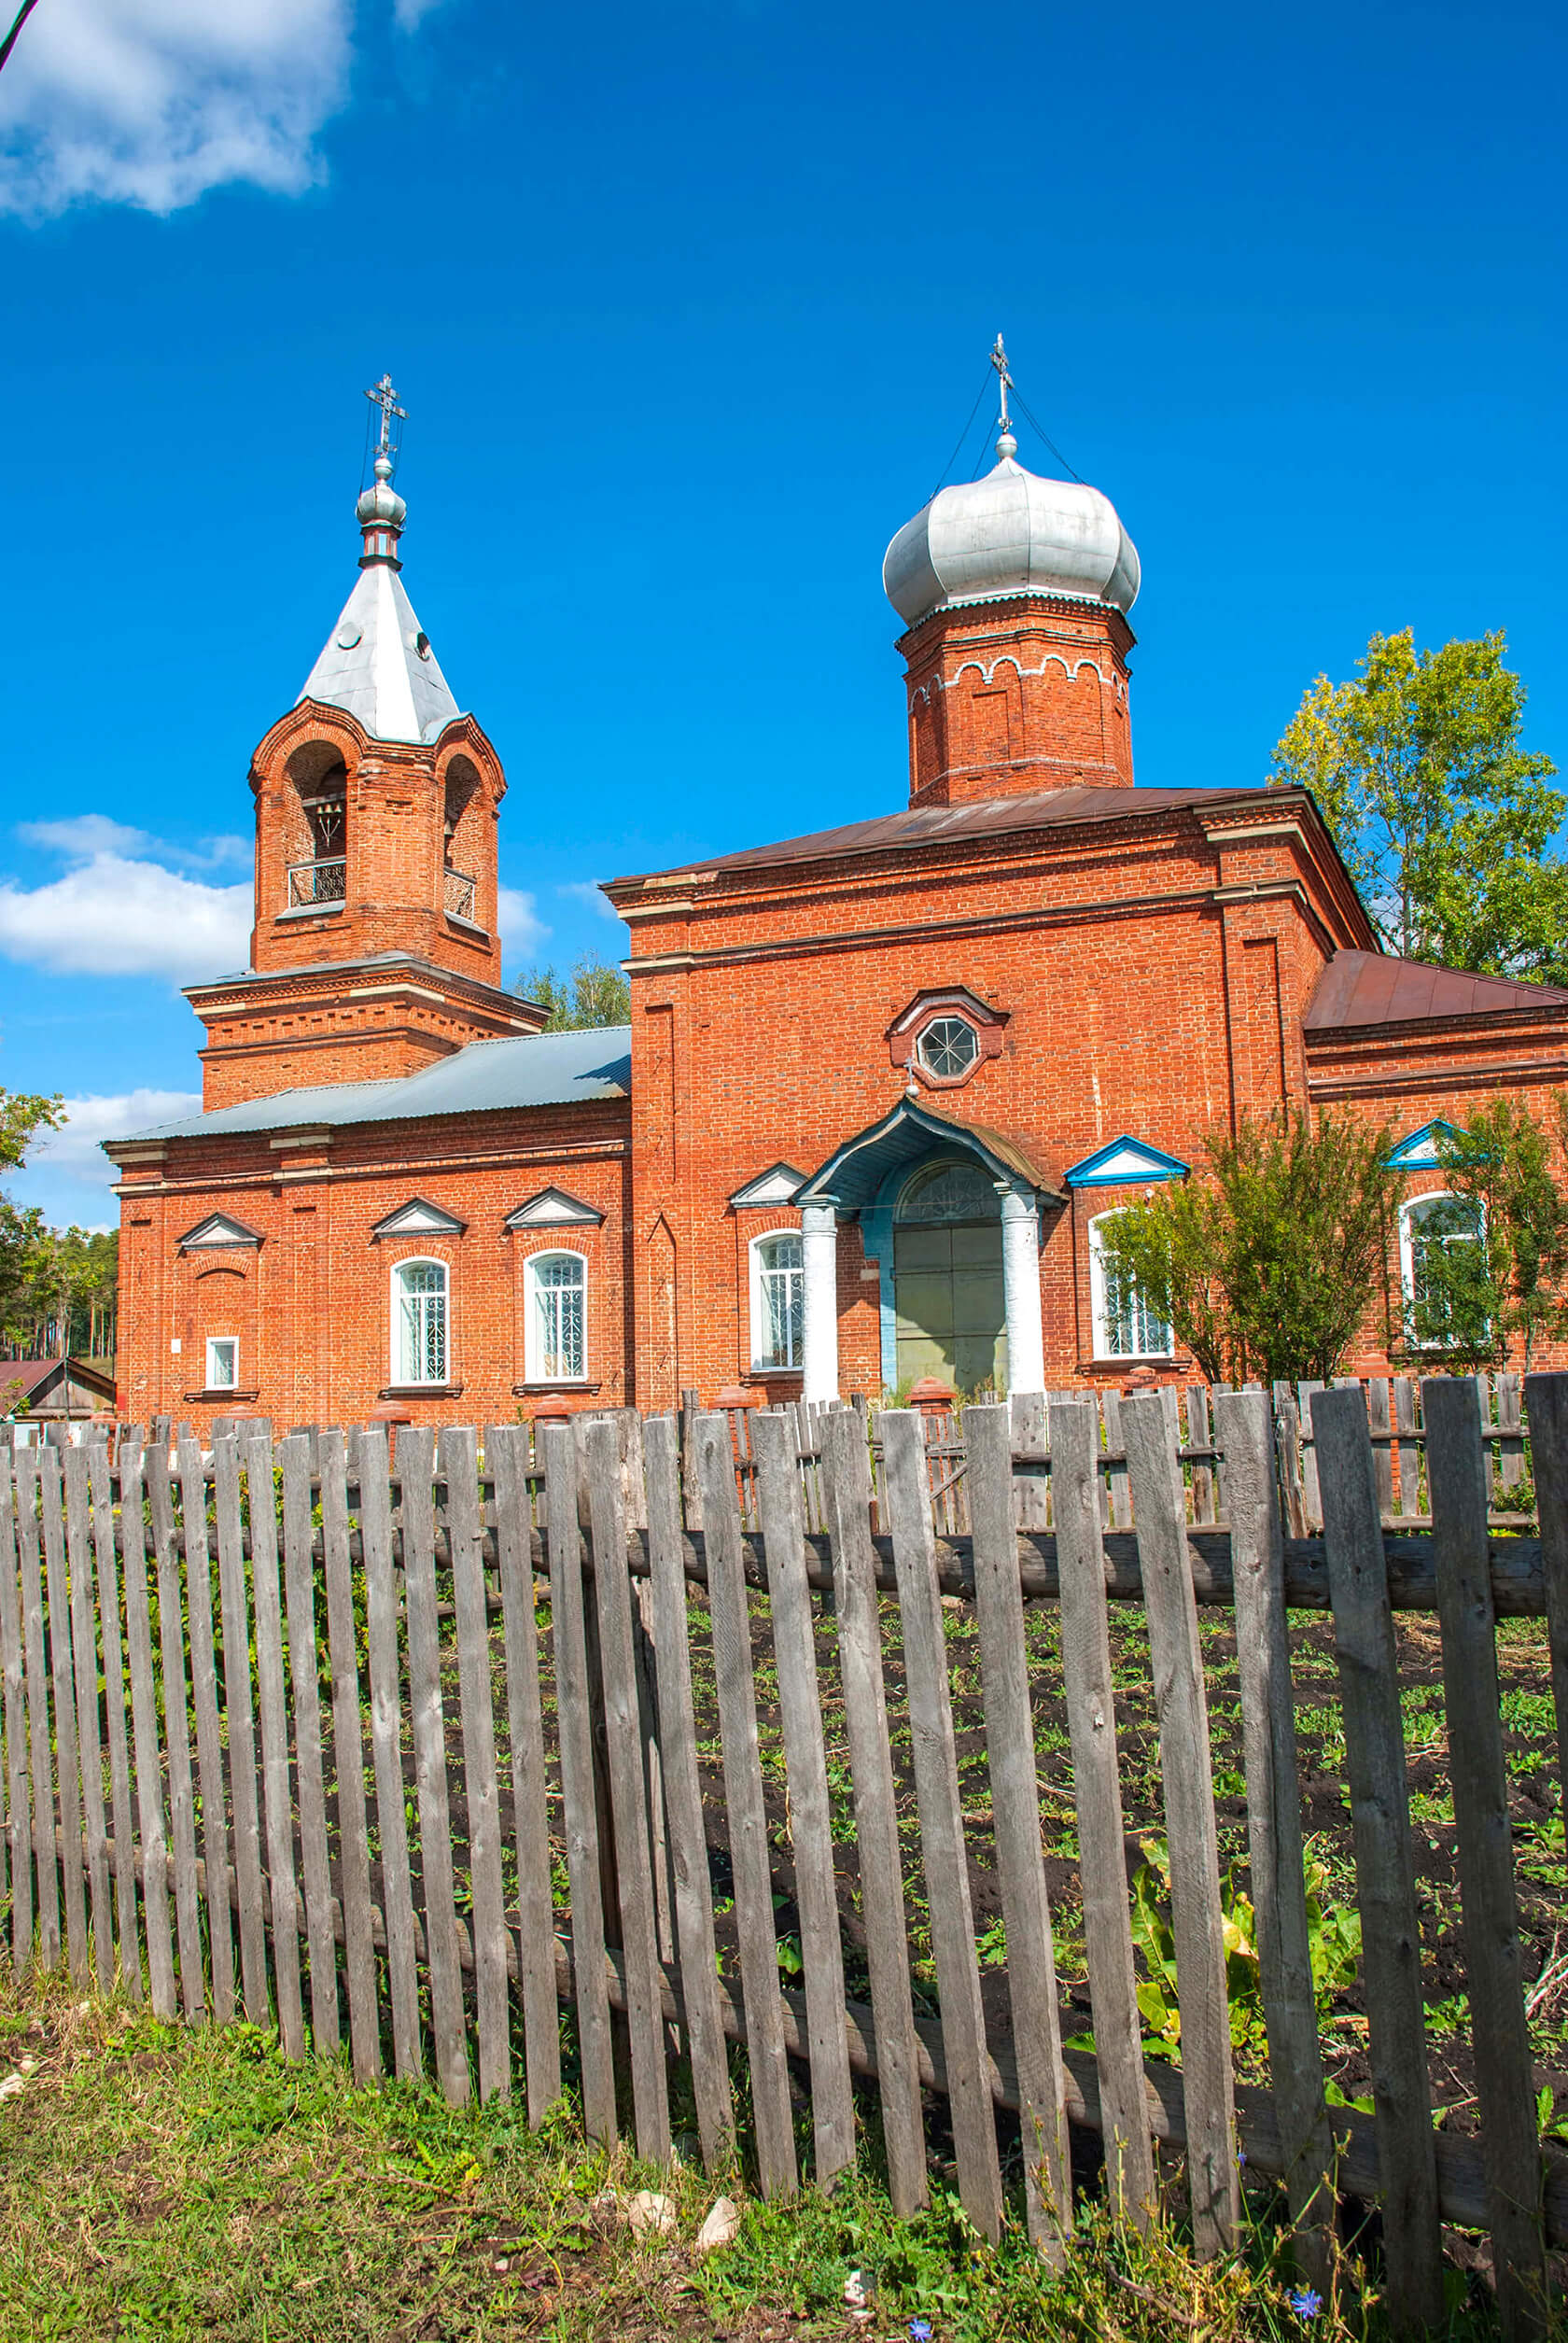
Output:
(792, 1097), (1057, 1402)
(891, 1160), (1007, 1395)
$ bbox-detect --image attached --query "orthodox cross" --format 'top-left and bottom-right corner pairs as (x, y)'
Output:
(989, 334), (1013, 436)
(364, 372), (407, 461)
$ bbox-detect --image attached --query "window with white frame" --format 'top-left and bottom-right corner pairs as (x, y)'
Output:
(205, 1336), (238, 1390)
(393, 1257), (449, 1384)
(750, 1230), (804, 1370)
(1400, 1191), (1485, 1346)
(526, 1252), (587, 1382)
(1089, 1212), (1173, 1359)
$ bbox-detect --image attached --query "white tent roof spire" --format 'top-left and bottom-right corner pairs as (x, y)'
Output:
(296, 376), (463, 746)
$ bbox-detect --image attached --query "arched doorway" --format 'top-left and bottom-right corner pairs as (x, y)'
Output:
(892, 1158), (1007, 1394)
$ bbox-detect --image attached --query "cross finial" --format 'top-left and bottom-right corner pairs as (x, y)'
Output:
(364, 372), (407, 465)
(989, 334), (1015, 456)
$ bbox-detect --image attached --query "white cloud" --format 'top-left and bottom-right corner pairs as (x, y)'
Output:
(392, 0), (448, 23)
(0, 853), (252, 979)
(28, 1088), (203, 1182)
(17, 814), (254, 873)
(17, 814), (152, 859)
(0, 0), (442, 217)
(496, 887), (548, 956)
(556, 879), (622, 921)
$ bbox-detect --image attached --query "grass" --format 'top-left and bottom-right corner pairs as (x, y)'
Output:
(0, 1968), (1554, 2342)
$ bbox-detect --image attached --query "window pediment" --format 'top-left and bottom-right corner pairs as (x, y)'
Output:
(1388, 1119), (1463, 1172)
(178, 1212), (264, 1252)
(730, 1163), (807, 1209)
(1064, 1136), (1189, 1188)
(505, 1187), (605, 1230)
(371, 1197), (467, 1241)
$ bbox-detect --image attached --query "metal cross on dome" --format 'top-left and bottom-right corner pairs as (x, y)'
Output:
(364, 372), (407, 461)
(989, 334), (1013, 436)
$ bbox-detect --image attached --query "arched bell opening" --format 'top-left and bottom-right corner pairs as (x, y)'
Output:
(283, 738), (349, 908)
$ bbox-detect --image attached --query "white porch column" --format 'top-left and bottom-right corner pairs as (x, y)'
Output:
(1000, 1183), (1045, 1396)
(801, 1201), (841, 1403)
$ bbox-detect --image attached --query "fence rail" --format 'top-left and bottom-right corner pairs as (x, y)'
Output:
(0, 1377), (1562, 2333)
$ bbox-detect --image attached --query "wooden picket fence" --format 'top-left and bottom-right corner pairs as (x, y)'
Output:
(1, 1381), (1565, 2335)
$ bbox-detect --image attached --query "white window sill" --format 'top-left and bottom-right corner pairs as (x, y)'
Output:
(277, 900), (345, 921)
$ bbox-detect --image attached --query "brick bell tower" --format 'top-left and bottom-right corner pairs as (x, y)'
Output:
(189, 378), (544, 1110)
(882, 339), (1140, 807)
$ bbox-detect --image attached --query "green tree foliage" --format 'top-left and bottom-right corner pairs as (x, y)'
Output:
(1403, 1098), (1568, 1369)
(1096, 1109), (1396, 1386)
(1269, 628), (1568, 979)
(0, 1089), (119, 1363)
(516, 952), (630, 1031)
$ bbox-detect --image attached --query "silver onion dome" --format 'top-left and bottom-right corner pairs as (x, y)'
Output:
(356, 451), (407, 531)
(883, 431), (1140, 627)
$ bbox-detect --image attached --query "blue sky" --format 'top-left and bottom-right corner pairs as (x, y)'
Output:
(1, 0), (1564, 1227)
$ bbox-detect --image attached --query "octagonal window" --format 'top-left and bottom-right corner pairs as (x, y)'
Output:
(917, 1016), (979, 1081)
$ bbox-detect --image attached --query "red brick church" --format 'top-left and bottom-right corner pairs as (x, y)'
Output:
(107, 374), (1568, 1429)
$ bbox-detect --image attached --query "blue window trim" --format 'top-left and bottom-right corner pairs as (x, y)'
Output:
(1063, 1134), (1190, 1189)
(1387, 1119), (1463, 1172)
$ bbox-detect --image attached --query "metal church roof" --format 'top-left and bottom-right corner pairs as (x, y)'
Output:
(105, 1027), (633, 1150)
(1305, 950), (1568, 1031)
(297, 560), (461, 745)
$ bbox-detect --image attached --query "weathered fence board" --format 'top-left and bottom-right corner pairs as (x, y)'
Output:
(541, 1419), (616, 2145)
(491, 1424), (563, 2126)
(120, 1440), (177, 2021)
(1122, 1394), (1239, 2259)
(88, 1441), (138, 1998)
(39, 1450), (89, 1983)
(445, 1425), (511, 2106)
(280, 1437), (339, 2055)
(696, 1411), (797, 2199)
(819, 1408), (927, 2215)
(967, 1401), (1071, 2258)
(360, 1426), (423, 2083)
(321, 1431), (380, 2081)
(16, 1452), (62, 1972)
(753, 1407), (855, 2191)
(63, 1448), (112, 1991)
(585, 1417), (671, 2162)
(1049, 1395), (1157, 2228)
(883, 1408), (1003, 2242)
(400, 1426), (469, 2105)
(178, 1435), (234, 2026)
(1425, 1378), (1546, 2340)
(1215, 1389), (1333, 2290)
(213, 1435), (267, 2024)
(643, 1414), (733, 2169)
(1313, 1385), (1445, 2336)
(0, 1466), (30, 1976)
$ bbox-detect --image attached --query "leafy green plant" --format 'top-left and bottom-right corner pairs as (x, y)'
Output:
(1082, 1840), (1363, 2071)
(1096, 1108), (1396, 1386)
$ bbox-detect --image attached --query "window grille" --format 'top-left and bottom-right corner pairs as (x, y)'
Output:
(1401, 1192), (1485, 1346)
(753, 1233), (804, 1369)
(917, 1016), (979, 1079)
(1089, 1214), (1172, 1359)
(530, 1254), (586, 1381)
(396, 1260), (448, 1384)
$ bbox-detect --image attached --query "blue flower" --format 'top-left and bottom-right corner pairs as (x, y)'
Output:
(1287, 2287), (1323, 2320)
(909, 2324), (934, 2342)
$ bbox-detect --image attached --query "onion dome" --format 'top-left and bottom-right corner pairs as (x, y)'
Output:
(883, 428), (1140, 628)
(356, 451), (407, 535)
